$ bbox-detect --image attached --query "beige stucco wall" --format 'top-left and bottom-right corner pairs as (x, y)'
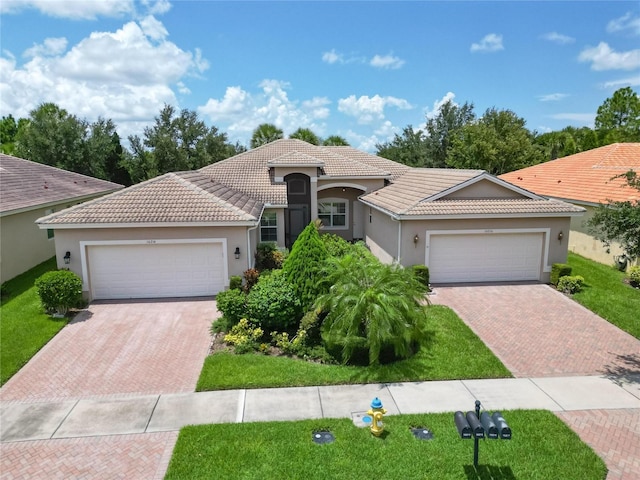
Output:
(365, 212), (574, 283)
(444, 179), (523, 199)
(53, 225), (254, 298)
(567, 205), (627, 266)
(1, 208), (58, 282)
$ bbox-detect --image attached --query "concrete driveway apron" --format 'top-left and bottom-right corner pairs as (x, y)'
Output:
(431, 283), (640, 480)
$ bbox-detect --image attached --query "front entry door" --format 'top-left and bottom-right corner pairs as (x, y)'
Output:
(286, 204), (309, 248)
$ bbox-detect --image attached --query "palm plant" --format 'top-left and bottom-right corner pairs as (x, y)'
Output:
(250, 123), (283, 148)
(315, 255), (429, 365)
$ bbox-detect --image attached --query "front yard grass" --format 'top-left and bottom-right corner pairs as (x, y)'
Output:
(165, 411), (606, 480)
(196, 305), (511, 391)
(568, 252), (640, 339)
(0, 257), (65, 385)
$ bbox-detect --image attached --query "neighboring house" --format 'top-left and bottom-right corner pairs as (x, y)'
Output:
(500, 143), (640, 266)
(0, 154), (123, 283)
(37, 139), (583, 300)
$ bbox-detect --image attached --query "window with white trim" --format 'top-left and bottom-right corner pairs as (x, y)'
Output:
(45, 208), (55, 239)
(260, 211), (278, 242)
(318, 199), (348, 229)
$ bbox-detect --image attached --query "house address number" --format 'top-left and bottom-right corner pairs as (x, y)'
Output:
(146, 240), (157, 244)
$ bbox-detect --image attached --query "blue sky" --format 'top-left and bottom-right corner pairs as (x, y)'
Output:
(1, 1), (639, 151)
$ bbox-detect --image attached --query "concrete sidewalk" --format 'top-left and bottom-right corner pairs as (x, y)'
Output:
(2, 375), (639, 443)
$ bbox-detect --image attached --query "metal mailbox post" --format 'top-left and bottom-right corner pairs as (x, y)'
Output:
(454, 400), (511, 467)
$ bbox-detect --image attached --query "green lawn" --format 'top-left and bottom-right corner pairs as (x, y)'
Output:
(165, 411), (606, 480)
(568, 252), (640, 339)
(197, 305), (511, 391)
(0, 257), (66, 385)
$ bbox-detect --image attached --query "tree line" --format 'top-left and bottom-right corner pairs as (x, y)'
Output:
(1, 87), (638, 184)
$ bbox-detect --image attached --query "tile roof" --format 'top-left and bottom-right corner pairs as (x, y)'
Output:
(360, 168), (583, 217)
(0, 154), (123, 214)
(37, 172), (263, 225)
(500, 143), (640, 204)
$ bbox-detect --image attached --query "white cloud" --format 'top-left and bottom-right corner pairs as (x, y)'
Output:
(470, 33), (504, 53)
(198, 80), (329, 143)
(425, 91), (457, 120)
(549, 113), (595, 125)
(538, 93), (569, 102)
(140, 15), (168, 41)
(370, 54), (405, 70)
(602, 76), (640, 89)
(541, 32), (575, 45)
(0, 0), (135, 19)
(24, 37), (68, 58)
(142, 0), (172, 16)
(607, 12), (640, 36)
(578, 42), (640, 71)
(322, 49), (344, 64)
(0, 18), (205, 141)
(338, 94), (412, 124)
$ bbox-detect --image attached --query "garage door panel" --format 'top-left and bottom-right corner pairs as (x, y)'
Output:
(89, 243), (225, 299)
(428, 233), (542, 283)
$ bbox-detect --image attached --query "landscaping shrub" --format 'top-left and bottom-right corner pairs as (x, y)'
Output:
(243, 268), (260, 292)
(215, 288), (246, 327)
(229, 276), (243, 291)
(412, 265), (430, 290)
(557, 275), (585, 295)
(34, 270), (82, 315)
(628, 265), (640, 288)
(246, 270), (302, 333)
(316, 254), (429, 365)
(223, 319), (263, 354)
(282, 222), (330, 310)
(551, 263), (572, 285)
(321, 233), (353, 258)
(255, 242), (287, 271)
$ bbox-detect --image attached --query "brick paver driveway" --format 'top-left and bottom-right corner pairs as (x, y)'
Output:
(0, 298), (216, 403)
(432, 283), (640, 480)
(0, 299), (216, 480)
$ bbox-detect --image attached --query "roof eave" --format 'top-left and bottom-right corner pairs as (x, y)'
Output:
(396, 211), (586, 221)
(36, 221), (259, 229)
(0, 188), (123, 218)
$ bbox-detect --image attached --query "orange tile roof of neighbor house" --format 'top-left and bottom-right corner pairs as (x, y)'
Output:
(500, 143), (640, 205)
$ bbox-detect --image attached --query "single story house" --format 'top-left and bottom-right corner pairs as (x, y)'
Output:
(0, 154), (122, 282)
(37, 139), (583, 300)
(500, 143), (640, 266)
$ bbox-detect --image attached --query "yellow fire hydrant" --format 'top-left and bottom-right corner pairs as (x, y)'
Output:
(367, 397), (387, 437)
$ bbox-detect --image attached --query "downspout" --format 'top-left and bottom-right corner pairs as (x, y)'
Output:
(392, 216), (402, 263)
(247, 222), (259, 270)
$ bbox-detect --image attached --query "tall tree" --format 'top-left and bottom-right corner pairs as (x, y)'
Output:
(447, 108), (544, 175)
(289, 127), (320, 145)
(423, 99), (476, 168)
(322, 135), (350, 146)
(376, 126), (428, 167)
(588, 170), (640, 260)
(0, 114), (27, 154)
(126, 104), (235, 182)
(250, 123), (283, 148)
(595, 87), (640, 143)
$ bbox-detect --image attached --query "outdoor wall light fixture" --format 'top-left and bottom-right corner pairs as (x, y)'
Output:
(234, 247), (241, 259)
(63, 251), (71, 264)
(413, 234), (419, 245)
(557, 231), (564, 242)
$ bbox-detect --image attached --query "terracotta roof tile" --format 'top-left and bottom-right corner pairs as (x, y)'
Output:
(500, 143), (640, 204)
(0, 154), (123, 214)
(38, 172), (263, 225)
(404, 198), (585, 216)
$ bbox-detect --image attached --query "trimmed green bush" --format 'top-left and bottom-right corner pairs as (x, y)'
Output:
(557, 275), (585, 295)
(246, 270), (301, 333)
(412, 265), (430, 290)
(255, 242), (287, 271)
(229, 276), (243, 291)
(282, 222), (330, 310)
(628, 265), (640, 288)
(223, 319), (263, 354)
(215, 288), (246, 327)
(551, 263), (572, 285)
(34, 270), (82, 315)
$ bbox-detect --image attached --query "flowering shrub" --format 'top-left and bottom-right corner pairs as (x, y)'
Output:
(224, 319), (264, 354)
(628, 266), (640, 288)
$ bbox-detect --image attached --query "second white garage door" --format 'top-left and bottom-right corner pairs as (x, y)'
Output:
(88, 242), (226, 299)
(428, 232), (543, 283)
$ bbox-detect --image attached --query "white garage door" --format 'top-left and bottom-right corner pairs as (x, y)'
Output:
(88, 242), (226, 299)
(428, 232), (543, 283)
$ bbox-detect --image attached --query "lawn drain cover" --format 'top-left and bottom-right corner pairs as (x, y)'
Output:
(410, 427), (434, 440)
(312, 431), (335, 444)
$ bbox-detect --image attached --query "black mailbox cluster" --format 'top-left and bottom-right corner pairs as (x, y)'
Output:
(454, 400), (511, 466)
